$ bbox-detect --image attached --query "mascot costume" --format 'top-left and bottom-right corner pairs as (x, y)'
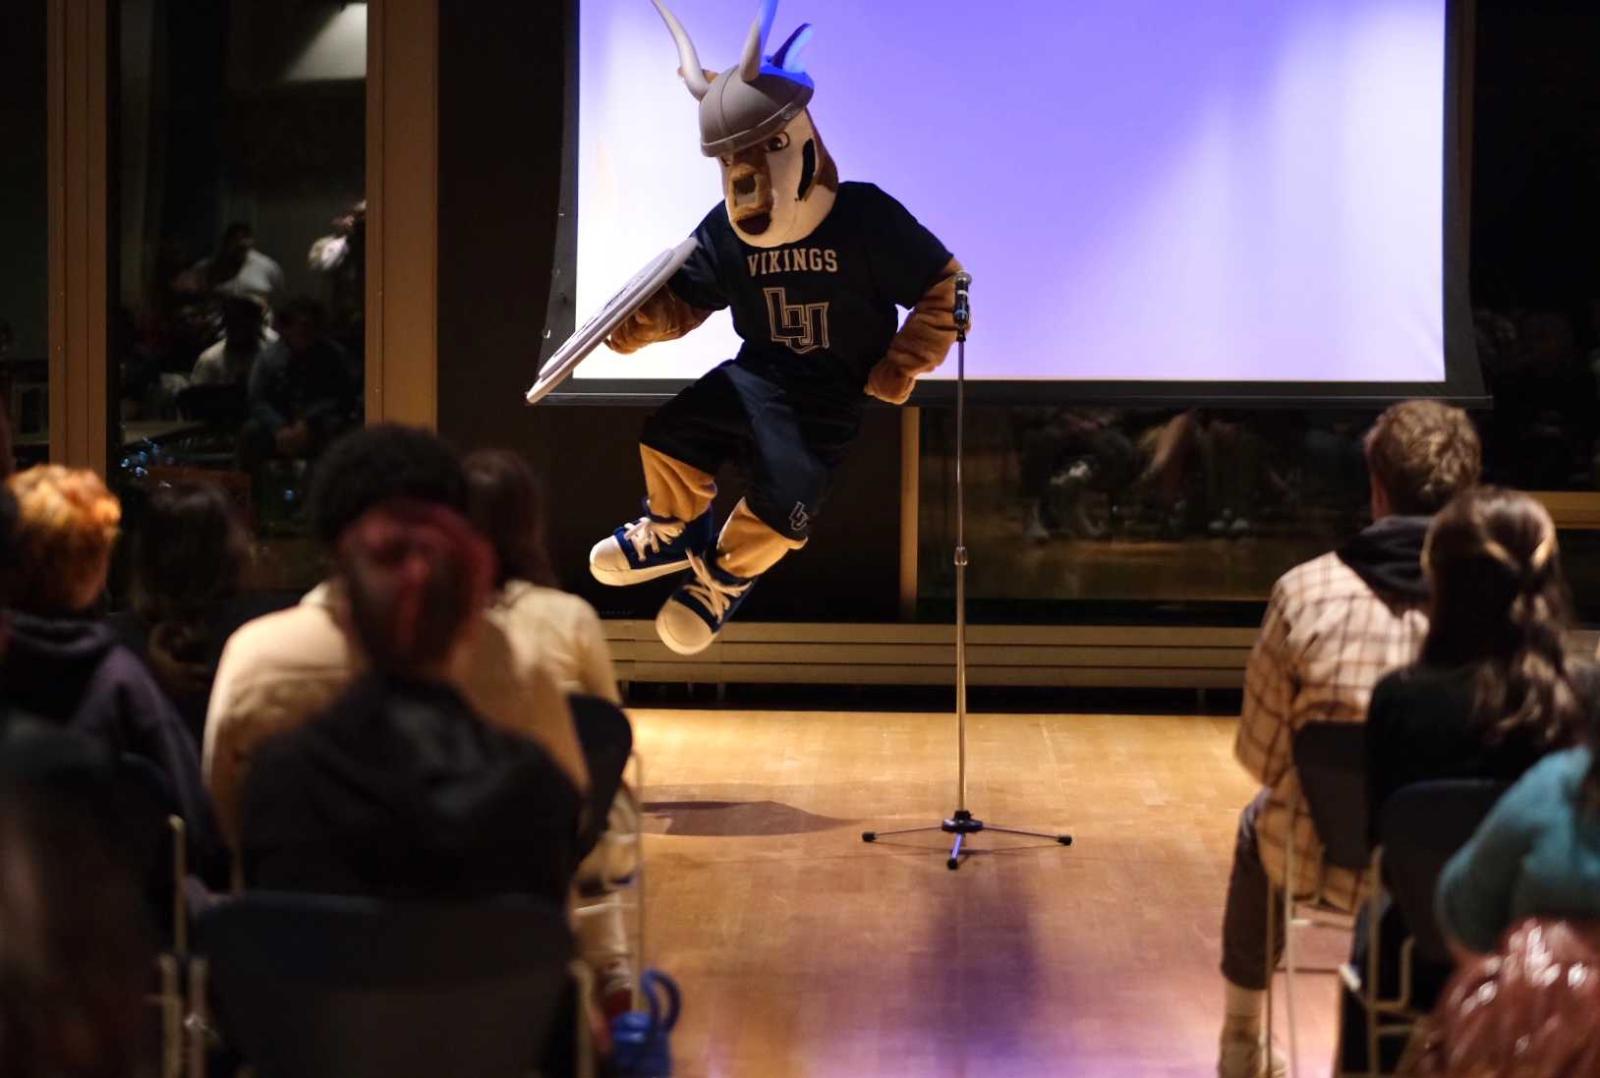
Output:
(590, 0), (963, 654)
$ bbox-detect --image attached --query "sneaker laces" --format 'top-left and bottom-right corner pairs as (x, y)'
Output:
(681, 551), (749, 622)
(622, 514), (685, 559)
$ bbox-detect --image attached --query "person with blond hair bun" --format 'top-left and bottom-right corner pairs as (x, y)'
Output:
(0, 465), (214, 861)
(1340, 488), (1596, 1071)
(1368, 487), (1592, 817)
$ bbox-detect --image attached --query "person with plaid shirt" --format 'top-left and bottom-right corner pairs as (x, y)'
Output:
(1218, 401), (1482, 1078)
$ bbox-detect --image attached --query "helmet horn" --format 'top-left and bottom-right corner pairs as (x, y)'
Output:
(771, 22), (812, 74)
(650, 0), (712, 101)
(738, 0), (779, 83)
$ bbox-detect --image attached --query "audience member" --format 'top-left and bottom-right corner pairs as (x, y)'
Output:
(1437, 719), (1600, 956)
(1367, 488), (1589, 817)
(1341, 488), (1591, 1071)
(1417, 715), (1600, 1075)
(466, 449), (618, 700)
(175, 222), (285, 312)
(1217, 401), (1482, 1078)
(242, 297), (356, 464)
(204, 424), (588, 846)
(109, 481), (259, 742)
(0, 768), (154, 1078)
(239, 501), (582, 902)
(0, 466), (213, 855)
(190, 295), (276, 387)
(466, 448), (639, 1015)
(307, 199), (367, 361)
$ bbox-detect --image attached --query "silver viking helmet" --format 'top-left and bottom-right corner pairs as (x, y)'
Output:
(651, 0), (816, 158)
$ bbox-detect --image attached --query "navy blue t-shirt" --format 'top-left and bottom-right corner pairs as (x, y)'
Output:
(667, 181), (952, 396)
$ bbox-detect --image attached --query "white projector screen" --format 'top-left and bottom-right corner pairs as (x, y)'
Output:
(567, 0), (1467, 392)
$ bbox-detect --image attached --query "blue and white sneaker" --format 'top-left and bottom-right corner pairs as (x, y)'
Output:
(654, 551), (755, 655)
(589, 504), (714, 587)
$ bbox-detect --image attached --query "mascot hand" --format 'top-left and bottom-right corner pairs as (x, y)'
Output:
(605, 285), (712, 355)
(604, 307), (655, 355)
(866, 258), (964, 404)
(865, 359), (916, 405)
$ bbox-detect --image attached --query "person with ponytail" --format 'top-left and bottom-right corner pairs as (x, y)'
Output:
(1365, 487), (1593, 820)
(465, 449), (639, 1019)
(1337, 488), (1597, 1071)
(237, 500), (582, 903)
(112, 482), (256, 743)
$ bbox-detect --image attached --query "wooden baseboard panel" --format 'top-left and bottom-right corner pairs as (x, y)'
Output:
(603, 621), (1259, 689)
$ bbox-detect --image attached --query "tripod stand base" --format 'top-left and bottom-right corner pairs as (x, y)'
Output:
(862, 809), (1072, 870)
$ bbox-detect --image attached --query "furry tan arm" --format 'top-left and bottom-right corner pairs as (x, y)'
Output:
(866, 257), (964, 405)
(605, 285), (714, 355)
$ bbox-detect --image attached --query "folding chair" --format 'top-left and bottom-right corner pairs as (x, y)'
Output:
(569, 697), (649, 1017)
(568, 693), (636, 862)
(1271, 721), (1370, 1078)
(0, 725), (195, 1078)
(109, 754), (192, 1078)
(1337, 780), (1506, 1075)
(186, 893), (582, 1078)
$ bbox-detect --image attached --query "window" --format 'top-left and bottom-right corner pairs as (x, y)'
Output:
(112, 0), (366, 591)
(0, 0), (48, 470)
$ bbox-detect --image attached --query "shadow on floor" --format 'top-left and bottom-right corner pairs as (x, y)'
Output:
(643, 799), (848, 837)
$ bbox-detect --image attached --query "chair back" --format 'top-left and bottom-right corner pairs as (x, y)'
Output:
(198, 893), (573, 1078)
(1292, 721), (1371, 871)
(568, 693), (635, 858)
(108, 754), (186, 946)
(1378, 779), (1507, 965)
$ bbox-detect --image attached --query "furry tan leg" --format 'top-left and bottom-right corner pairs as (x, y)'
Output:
(717, 498), (806, 579)
(641, 444), (716, 522)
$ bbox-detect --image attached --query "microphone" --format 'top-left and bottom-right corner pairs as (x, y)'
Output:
(952, 271), (971, 330)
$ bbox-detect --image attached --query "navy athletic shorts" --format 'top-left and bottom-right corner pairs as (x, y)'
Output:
(639, 360), (864, 542)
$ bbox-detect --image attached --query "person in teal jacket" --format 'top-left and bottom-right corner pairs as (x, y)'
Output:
(1438, 745), (1600, 953)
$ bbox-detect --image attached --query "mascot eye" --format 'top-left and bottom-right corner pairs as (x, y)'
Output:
(766, 132), (791, 152)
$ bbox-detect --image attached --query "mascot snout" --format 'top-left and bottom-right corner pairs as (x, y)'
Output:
(725, 160), (775, 235)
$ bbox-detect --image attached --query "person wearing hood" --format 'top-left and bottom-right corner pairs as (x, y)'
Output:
(0, 466), (216, 867)
(237, 500), (582, 904)
(1216, 400), (1482, 1078)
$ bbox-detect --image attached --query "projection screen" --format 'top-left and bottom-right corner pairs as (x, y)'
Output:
(548, 0), (1480, 402)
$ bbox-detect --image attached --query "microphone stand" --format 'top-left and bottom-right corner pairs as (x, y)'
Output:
(862, 275), (1073, 869)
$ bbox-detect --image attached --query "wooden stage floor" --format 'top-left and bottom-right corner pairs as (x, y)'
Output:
(631, 708), (1346, 1078)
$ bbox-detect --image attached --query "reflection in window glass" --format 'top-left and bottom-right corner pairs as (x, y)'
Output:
(0, 0), (48, 470)
(113, 0), (365, 592)
(920, 406), (1600, 622)
(920, 407), (1375, 619)
(1470, 5), (1600, 492)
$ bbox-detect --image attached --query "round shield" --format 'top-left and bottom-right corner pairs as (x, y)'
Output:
(525, 236), (701, 405)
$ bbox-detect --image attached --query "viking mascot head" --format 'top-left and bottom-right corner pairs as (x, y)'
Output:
(652, 0), (839, 249)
